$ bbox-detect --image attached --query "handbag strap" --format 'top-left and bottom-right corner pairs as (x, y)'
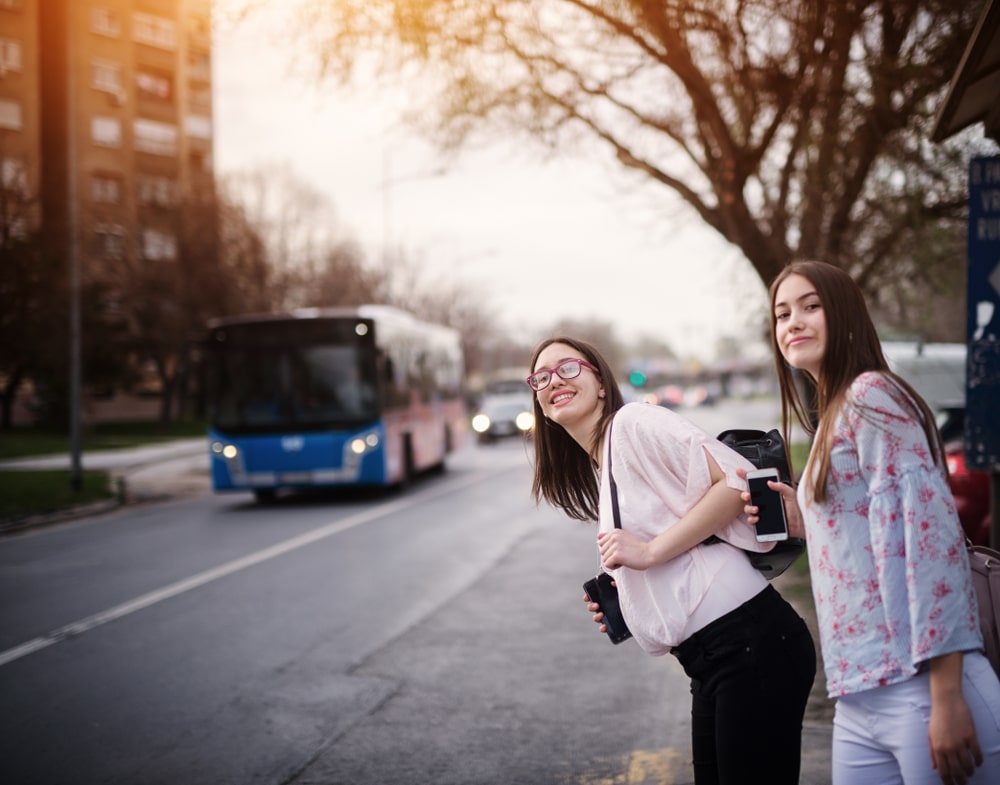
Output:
(606, 420), (622, 530)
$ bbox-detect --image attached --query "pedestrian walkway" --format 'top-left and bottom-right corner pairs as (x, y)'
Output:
(0, 437), (207, 473)
(772, 567), (834, 785)
(0, 439), (211, 532)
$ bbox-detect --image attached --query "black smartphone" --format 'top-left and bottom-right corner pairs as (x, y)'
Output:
(582, 572), (632, 644)
(747, 467), (789, 542)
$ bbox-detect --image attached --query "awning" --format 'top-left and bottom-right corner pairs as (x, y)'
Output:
(932, 0), (1000, 142)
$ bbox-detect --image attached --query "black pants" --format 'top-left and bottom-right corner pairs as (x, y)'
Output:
(671, 584), (816, 785)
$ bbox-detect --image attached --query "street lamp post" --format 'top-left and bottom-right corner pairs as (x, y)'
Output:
(67, 6), (82, 492)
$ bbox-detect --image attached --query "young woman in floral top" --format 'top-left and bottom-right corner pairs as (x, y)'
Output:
(756, 260), (1000, 784)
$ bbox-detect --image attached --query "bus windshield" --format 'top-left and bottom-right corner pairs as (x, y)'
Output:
(209, 338), (377, 433)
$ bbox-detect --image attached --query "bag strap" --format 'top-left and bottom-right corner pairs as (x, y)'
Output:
(607, 420), (622, 530)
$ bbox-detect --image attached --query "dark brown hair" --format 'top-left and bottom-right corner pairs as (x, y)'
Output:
(528, 336), (625, 521)
(768, 260), (945, 503)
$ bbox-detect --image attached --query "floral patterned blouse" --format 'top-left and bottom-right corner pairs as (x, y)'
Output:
(798, 371), (982, 698)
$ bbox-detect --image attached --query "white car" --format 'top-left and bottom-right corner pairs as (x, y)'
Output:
(471, 395), (535, 444)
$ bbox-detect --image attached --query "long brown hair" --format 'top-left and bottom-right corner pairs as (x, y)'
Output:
(528, 336), (625, 521)
(768, 260), (945, 503)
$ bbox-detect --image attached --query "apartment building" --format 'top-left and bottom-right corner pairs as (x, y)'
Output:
(0, 0), (42, 233)
(0, 0), (214, 284)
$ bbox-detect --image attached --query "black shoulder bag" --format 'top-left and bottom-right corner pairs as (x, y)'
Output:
(713, 428), (806, 578)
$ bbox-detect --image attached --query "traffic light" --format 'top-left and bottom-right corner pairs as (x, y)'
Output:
(628, 370), (647, 387)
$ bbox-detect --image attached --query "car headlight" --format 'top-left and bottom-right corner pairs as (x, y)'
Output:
(515, 411), (535, 432)
(471, 413), (491, 433)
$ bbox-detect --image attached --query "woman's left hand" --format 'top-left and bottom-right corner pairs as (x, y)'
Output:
(597, 528), (652, 570)
(929, 692), (982, 785)
(929, 652), (984, 785)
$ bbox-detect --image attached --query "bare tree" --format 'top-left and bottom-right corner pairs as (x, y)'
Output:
(104, 184), (277, 424)
(216, 195), (273, 315)
(0, 152), (45, 427)
(277, 0), (994, 338)
(301, 240), (383, 307)
(221, 165), (361, 311)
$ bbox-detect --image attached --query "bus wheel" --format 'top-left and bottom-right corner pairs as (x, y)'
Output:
(253, 489), (277, 504)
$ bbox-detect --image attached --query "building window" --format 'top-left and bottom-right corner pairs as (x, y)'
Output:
(187, 51), (211, 82)
(136, 70), (172, 101)
(137, 175), (177, 207)
(1, 157), (28, 197)
(95, 224), (126, 260)
(92, 116), (122, 147)
(134, 119), (177, 156)
(92, 173), (122, 204)
(188, 86), (211, 109)
(185, 114), (212, 140)
(0, 38), (22, 73)
(91, 7), (121, 37)
(141, 228), (177, 260)
(91, 59), (122, 94)
(0, 99), (23, 130)
(188, 150), (212, 173)
(188, 15), (210, 38)
(133, 12), (177, 51)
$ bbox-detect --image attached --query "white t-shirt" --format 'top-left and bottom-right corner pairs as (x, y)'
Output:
(600, 402), (770, 654)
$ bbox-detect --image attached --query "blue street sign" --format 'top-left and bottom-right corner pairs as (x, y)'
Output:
(966, 156), (1000, 471)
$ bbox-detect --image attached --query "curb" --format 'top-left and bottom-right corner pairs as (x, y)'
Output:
(0, 497), (123, 536)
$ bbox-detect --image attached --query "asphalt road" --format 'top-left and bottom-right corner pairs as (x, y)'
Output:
(0, 400), (832, 784)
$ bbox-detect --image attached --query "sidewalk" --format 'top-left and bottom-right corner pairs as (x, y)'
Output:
(773, 567), (835, 785)
(0, 439), (212, 531)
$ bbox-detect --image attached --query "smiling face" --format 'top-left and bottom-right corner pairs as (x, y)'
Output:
(531, 341), (605, 440)
(773, 273), (827, 379)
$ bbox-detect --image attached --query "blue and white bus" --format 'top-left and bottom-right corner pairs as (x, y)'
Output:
(204, 306), (467, 501)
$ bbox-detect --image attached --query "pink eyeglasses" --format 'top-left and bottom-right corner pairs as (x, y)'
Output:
(526, 358), (599, 391)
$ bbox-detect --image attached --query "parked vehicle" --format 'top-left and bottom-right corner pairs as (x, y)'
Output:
(937, 403), (991, 546)
(882, 343), (990, 545)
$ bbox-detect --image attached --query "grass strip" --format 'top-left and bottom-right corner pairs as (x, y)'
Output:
(0, 469), (114, 523)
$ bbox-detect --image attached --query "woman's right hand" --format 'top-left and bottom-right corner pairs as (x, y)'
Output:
(583, 590), (608, 634)
(737, 469), (806, 539)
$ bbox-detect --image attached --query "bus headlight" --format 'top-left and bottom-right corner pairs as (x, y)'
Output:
(211, 441), (239, 460)
(350, 432), (380, 455)
(471, 414), (491, 434)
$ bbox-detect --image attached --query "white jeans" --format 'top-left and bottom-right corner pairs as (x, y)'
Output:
(832, 652), (1000, 785)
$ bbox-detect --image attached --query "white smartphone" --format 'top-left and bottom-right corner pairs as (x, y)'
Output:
(746, 467), (789, 542)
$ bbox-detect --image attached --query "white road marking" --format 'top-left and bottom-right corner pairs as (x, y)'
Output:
(0, 471), (493, 668)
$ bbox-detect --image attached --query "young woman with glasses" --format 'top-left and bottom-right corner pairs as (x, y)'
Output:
(527, 336), (816, 785)
(756, 261), (1000, 785)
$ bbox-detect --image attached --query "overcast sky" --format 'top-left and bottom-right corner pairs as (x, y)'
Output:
(211, 3), (771, 361)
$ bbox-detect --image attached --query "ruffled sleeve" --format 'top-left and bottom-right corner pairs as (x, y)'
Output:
(843, 374), (981, 665)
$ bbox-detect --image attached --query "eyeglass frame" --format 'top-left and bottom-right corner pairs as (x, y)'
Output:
(525, 358), (600, 392)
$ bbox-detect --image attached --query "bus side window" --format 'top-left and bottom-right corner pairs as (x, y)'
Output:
(380, 354), (404, 407)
